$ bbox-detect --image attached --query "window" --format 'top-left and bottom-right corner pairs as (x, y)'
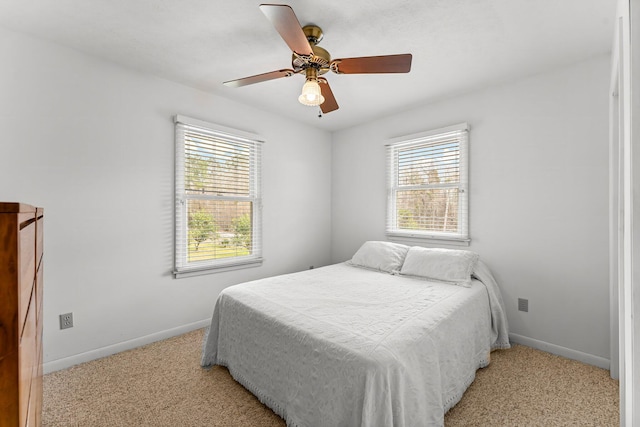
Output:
(386, 123), (469, 243)
(174, 115), (262, 277)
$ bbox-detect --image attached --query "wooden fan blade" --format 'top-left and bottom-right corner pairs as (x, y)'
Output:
(330, 54), (412, 74)
(224, 69), (296, 88)
(259, 4), (313, 56)
(318, 78), (339, 113)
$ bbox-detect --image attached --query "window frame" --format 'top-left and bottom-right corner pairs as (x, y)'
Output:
(386, 122), (470, 245)
(174, 115), (263, 278)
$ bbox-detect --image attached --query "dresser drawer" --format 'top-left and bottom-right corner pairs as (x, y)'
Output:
(36, 261), (43, 329)
(18, 295), (36, 427)
(35, 214), (43, 271)
(32, 355), (43, 427)
(18, 219), (36, 339)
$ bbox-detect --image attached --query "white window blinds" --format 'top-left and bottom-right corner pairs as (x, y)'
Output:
(386, 123), (469, 242)
(174, 115), (263, 277)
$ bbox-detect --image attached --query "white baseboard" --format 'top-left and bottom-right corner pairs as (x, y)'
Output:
(43, 319), (211, 374)
(509, 333), (610, 370)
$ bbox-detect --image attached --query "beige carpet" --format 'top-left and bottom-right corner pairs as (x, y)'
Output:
(43, 328), (619, 426)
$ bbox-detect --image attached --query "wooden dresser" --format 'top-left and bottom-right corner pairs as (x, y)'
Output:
(0, 203), (44, 427)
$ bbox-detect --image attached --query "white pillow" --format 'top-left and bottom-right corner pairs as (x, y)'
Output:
(400, 247), (479, 287)
(349, 241), (410, 273)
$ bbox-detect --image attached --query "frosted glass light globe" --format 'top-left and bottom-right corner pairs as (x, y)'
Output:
(298, 80), (325, 106)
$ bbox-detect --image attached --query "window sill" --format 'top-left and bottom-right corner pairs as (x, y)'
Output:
(174, 258), (263, 279)
(386, 233), (471, 247)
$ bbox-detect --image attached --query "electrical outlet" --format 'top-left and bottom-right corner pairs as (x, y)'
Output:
(59, 312), (73, 329)
(518, 298), (529, 312)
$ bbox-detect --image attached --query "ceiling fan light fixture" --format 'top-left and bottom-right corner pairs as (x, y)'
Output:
(225, 4), (412, 114)
(298, 79), (325, 106)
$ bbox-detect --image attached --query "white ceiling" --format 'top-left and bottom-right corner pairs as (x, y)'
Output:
(0, 0), (615, 131)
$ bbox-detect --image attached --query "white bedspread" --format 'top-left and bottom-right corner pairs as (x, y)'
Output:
(202, 262), (509, 427)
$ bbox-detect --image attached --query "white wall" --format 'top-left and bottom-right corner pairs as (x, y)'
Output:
(332, 55), (611, 364)
(0, 27), (333, 370)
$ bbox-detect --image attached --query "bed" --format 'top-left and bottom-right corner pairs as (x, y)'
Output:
(201, 242), (510, 427)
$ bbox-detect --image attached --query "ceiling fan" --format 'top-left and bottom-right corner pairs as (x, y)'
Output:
(223, 4), (413, 114)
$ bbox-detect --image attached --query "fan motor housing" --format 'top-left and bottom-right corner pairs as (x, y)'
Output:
(292, 26), (331, 74)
